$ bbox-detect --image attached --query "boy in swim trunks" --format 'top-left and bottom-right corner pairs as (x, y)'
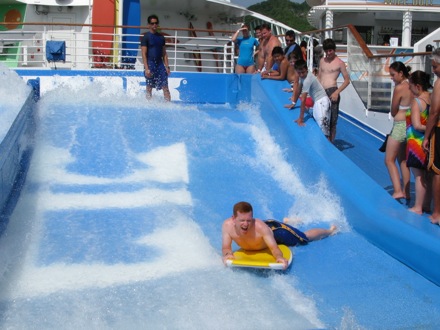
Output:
(422, 48), (440, 224)
(222, 201), (337, 269)
(292, 59), (331, 138)
(317, 38), (350, 143)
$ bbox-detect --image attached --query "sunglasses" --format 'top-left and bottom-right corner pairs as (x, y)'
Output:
(150, 22), (159, 25)
(285, 39), (293, 43)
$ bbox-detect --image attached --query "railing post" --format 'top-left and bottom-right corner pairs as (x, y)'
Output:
(223, 43), (232, 74)
(173, 30), (178, 72)
(367, 59), (372, 110)
(72, 31), (76, 68)
(43, 26), (48, 68)
(307, 34), (314, 73)
(229, 43), (235, 73)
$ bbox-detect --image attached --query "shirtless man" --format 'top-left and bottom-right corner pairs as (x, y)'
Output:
(318, 39), (350, 142)
(256, 23), (281, 73)
(222, 201), (337, 269)
(422, 48), (440, 225)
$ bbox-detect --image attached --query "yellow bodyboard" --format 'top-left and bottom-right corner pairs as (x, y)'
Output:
(226, 245), (293, 270)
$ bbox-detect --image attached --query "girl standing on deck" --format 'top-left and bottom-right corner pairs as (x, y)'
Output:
(385, 61), (413, 201)
(406, 70), (432, 214)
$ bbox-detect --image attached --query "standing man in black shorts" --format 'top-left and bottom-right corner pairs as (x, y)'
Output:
(141, 15), (171, 102)
(318, 39), (350, 143)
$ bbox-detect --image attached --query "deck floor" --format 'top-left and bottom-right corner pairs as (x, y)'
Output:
(336, 115), (413, 206)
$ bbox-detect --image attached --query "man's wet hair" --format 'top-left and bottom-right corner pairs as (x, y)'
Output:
(233, 202), (253, 216)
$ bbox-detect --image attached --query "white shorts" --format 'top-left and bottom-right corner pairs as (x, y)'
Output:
(311, 97), (331, 137)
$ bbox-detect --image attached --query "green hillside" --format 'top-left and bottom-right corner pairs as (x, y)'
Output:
(247, 0), (314, 32)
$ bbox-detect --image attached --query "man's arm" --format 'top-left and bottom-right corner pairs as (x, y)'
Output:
(294, 92), (307, 126)
(264, 60), (289, 81)
(331, 59), (350, 101)
(317, 57), (324, 82)
(141, 45), (150, 77)
(257, 44), (265, 72)
(258, 222), (288, 269)
(291, 75), (301, 104)
(162, 45), (170, 75)
(221, 219), (235, 265)
(284, 74), (301, 110)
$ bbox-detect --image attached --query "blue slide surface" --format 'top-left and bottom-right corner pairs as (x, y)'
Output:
(1, 71), (440, 328)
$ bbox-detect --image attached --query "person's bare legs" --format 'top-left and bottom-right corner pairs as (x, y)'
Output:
(283, 216), (301, 225)
(429, 173), (440, 224)
(146, 86), (153, 100)
(163, 86), (171, 102)
(330, 128), (336, 144)
(385, 137), (406, 199)
(399, 141), (411, 199)
(304, 225), (338, 241)
(423, 171), (433, 213)
(245, 65), (256, 74)
(235, 64), (245, 74)
(408, 168), (426, 215)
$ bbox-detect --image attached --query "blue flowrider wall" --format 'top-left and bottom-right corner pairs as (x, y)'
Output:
(251, 75), (440, 286)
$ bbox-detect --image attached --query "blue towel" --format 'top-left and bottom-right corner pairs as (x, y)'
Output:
(46, 41), (66, 62)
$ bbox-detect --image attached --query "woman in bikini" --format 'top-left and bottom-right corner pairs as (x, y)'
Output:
(385, 61), (413, 200)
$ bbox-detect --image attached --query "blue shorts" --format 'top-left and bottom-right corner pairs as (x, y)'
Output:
(264, 220), (309, 246)
(146, 59), (168, 90)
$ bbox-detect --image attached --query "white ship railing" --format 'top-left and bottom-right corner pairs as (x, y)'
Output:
(3, 22), (438, 115)
(304, 24), (436, 114)
(0, 23), (236, 72)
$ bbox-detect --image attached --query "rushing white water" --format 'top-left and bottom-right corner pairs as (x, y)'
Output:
(0, 63), (31, 141)
(0, 77), (349, 329)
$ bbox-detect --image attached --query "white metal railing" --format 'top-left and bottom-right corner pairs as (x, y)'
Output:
(4, 22), (433, 112)
(303, 25), (433, 113)
(0, 26), (235, 72)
